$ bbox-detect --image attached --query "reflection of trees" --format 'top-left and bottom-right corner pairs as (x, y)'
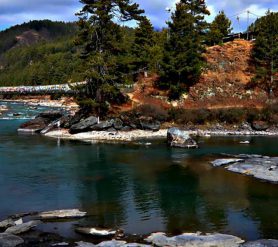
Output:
(70, 144), (128, 228)
(155, 165), (201, 232)
(245, 181), (278, 239)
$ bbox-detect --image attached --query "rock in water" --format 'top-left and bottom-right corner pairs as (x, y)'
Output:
(0, 233), (24, 247)
(167, 128), (198, 148)
(69, 116), (98, 134)
(5, 220), (41, 235)
(242, 239), (278, 247)
(145, 232), (244, 247)
(211, 159), (244, 167)
(0, 219), (16, 229)
(75, 227), (116, 237)
(38, 209), (86, 220)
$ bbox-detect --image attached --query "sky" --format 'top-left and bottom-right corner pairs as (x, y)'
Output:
(0, 0), (277, 32)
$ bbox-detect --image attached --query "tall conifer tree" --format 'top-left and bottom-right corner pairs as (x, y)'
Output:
(159, 0), (210, 99)
(251, 11), (278, 95)
(75, 0), (144, 115)
(206, 11), (232, 46)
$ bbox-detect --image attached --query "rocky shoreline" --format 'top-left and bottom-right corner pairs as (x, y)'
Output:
(0, 209), (277, 247)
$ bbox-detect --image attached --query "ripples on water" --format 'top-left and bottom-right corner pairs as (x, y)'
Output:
(0, 102), (277, 240)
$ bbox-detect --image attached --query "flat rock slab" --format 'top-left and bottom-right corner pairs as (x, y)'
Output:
(76, 240), (151, 247)
(75, 227), (116, 237)
(241, 239), (278, 246)
(0, 233), (24, 247)
(211, 155), (278, 183)
(5, 220), (41, 235)
(38, 209), (86, 220)
(145, 232), (244, 247)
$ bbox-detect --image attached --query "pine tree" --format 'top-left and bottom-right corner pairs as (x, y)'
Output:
(75, 0), (144, 115)
(132, 17), (155, 75)
(251, 11), (278, 96)
(159, 0), (210, 99)
(206, 10), (232, 46)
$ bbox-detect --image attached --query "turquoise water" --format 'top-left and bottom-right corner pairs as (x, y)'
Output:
(0, 102), (277, 240)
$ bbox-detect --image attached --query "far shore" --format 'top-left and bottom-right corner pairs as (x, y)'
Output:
(41, 128), (278, 143)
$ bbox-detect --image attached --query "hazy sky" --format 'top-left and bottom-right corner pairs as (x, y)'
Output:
(0, 0), (277, 32)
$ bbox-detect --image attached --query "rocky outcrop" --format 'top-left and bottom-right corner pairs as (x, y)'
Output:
(139, 117), (160, 131)
(69, 116), (98, 134)
(251, 121), (269, 131)
(37, 209), (86, 220)
(18, 110), (64, 133)
(145, 232), (244, 247)
(211, 154), (278, 183)
(0, 218), (22, 229)
(167, 127), (198, 148)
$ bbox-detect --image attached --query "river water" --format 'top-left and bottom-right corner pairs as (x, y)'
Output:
(0, 102), (277, 241)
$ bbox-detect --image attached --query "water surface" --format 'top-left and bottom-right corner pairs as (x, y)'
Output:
(0, 102), (277, 240)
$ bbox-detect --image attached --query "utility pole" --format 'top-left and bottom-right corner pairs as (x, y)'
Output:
(247, 10), (250, 40)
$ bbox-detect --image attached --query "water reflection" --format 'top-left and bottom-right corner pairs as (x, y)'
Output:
(0, 103), (277, 240)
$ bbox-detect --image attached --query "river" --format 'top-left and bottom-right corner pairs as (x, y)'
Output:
(0, 101), (277, 241)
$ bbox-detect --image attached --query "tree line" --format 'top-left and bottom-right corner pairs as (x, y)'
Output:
(0, 1), (277, 115)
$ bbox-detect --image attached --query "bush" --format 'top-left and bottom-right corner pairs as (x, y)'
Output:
(133, 104), (168, 121)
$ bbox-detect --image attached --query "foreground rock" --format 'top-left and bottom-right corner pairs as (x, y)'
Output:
(0, 233), (24, 247)
(242, 239), (278, 246)
(37, 209), (86, 220)
(5, 220), (41, 235)
(167, 127), (198, 148)
(145, 232), (244, 247)
(211, 155), (278, 183)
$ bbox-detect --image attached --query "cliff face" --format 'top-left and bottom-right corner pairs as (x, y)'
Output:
(130, 39), (268, 110)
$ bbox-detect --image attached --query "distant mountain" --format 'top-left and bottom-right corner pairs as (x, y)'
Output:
(0, 20), (77, 54)
(0, 20), (83, 86)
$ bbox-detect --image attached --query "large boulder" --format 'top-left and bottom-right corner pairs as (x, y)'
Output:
(18, 117), (51, 133)
(113, 118), (123, 130)
(69, 116), (98, 134)
(251, 121), (269, 131)
(167, 127), (198, 148)
(91, 120), (115, 131)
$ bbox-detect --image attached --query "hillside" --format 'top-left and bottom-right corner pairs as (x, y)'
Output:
(130, 40), (268, 110)
(0, 20), (83, 86)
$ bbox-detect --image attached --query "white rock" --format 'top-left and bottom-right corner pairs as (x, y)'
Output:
(38, 209), (86, 219)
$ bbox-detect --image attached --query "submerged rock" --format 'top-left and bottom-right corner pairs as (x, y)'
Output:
(75, 227), (117, 237)
(37, 209), (86, 220)
(211, 155), (278, 183)
(167, 127), (198, 148)
(145, 232), (244, 247)
(69, 116), (98, 134)
(5, 220), (41, 235)
(0, 233), (24, 247)
(242, 239), (278, 246)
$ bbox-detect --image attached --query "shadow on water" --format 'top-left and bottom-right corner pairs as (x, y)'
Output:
(0, 102), (277, 240)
